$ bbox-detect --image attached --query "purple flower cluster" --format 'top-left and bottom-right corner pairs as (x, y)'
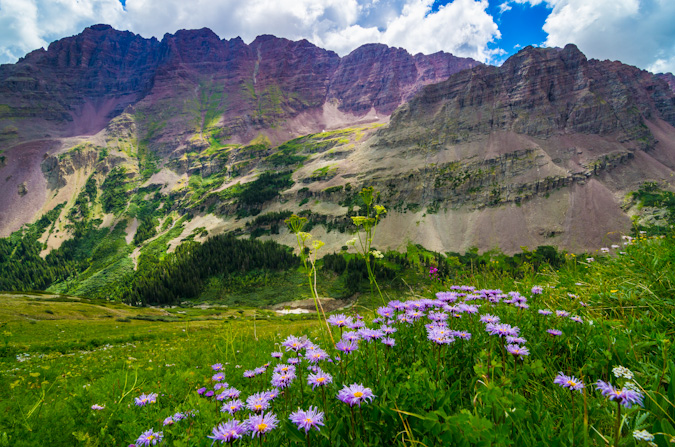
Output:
(554, 373), (584, 392)
(134, 393), (158, 407)
(596, 380), (644, 408)
(337, 383), (375, 407)
(289, 406), (325, 433)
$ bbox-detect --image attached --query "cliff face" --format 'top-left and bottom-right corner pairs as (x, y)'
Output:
(382, 44), (675, 148)
(0, 25), (479, 145)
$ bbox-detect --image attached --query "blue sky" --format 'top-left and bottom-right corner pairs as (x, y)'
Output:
(0, 0), (673, 73)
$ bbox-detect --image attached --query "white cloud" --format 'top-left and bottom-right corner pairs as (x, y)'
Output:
(0, 0), (124, 63)
(507, 0), (675, 73)
(0, 0), (500, 65)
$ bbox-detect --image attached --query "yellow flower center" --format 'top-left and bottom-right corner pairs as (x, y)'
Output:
(338, 320), (344, 324)
(148, 435), (155, 441)
(257, 423), (268, 431)
(354, 391), (364, 398)
(305, 418), (313, 423)
(317, 377), (325, 383)
(255, 404), (262, 410)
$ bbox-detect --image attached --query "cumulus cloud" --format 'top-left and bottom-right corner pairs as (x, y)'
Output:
(0, 0), (124, 63)
(0, 0), (501, 65)
(506, 0), (675, 73)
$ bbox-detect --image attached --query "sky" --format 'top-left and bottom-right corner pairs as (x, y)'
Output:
(0, 0), (673, 73)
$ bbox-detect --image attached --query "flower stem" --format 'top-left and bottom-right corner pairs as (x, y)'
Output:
(615, 401), (621, 447)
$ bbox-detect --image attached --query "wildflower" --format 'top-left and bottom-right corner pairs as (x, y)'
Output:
(273, 364), (296, 374)
(136, 429), (163, 446)
(506, 336), (526, 345)
(212, 363), (223, 371)
(381, 325), (397, 335)
(208, 420), (248, 443)
(305, 349), (329, 363)
(337, 384), (375, 407)
(253, 367), (266, 376)
(531, 286), (543, 294)
(282, 335), (307, 352)
(246, 413), (279, 438)
(342, 331), (361, 342)
(479, 314), (500, 324)
(225, 387), (241, 399)
(377, 307), (395, 318)
(163, 417), (174, 426)
(173, 413), (185, 421)
(243, 370), (255, 378)
(212, 373), (226, 381)
(221, 399), (244, 415)
(554, 373), (584, 392)
(538, 309), (552, 316)
(428, 311), (449, 322)
(570, 316), (583, 324)
(307, 370), (333, 389)
(336, 340), (358, 354)
(205, 390), (215, 398)
(327, 314), (352, 327)
(506, 344), (530, 358)
(288, 357), (301, 365)
(214, 382), (227, 391)
(486, 323), (519, 338)
(246, 392), (272, 412)
(612, 366), (634, 380)
(633, 430), (654, 442)
(453, 330), (472, 340)
(271, 371), (296, 389)
(216, 391), (228, 401)
(358, 328), (384, 342)
(596, 380), (644, 408)
(555, 310), (570, 317)
(91, 404), (105, 411)
(135, 393), (158, 407)
(547, 329), (563, 336)
(586, 257), (595, 263)
(289, 406), (325, 433)
(271, 352), (283, 359)
(382, 337), (396, 347)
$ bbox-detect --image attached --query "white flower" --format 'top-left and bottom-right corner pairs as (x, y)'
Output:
(612, 366), (634, 380)
(371, 250), (384, 259)
(346, 238), (357, 246)
(633, 429), (654, 441)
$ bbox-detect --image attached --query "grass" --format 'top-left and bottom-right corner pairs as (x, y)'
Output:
(0, 232), (673, 446)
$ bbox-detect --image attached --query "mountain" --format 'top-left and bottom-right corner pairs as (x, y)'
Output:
(0, 25), (479, 237)
(1, 27), (675, 299)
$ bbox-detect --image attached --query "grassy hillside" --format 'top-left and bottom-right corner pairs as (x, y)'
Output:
(0, 229), (673, 446)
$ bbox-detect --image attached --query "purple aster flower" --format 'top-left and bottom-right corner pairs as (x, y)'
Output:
(337, 384), (375, 407)
(305, 349), (329, 363)
(246, 392), (272, 412)
(212, 372), (226, 381)
(553, 373), (584, 392)
(221, 399), (244, 415)
(136, 429), (163, 446)
(288, 357), (301, 365)
(531, 286), (543, 294)
(389, 300), (405, 310)
(556, 310), (570, 318)
(342, 331), (361, 342)
(216, 391), (228, 401)
(377, 306), (395, 318)
(452, 330), (472, 340)
(163, 417), (174, 426)
(570, 316), (583, 323)
(486, 323), (519, 338)
(91, 404), (105, 411)
(134, 393), (158, 407)
(506, 336), (527, 345)
(405, 310), (425, 320)
(271, 371), (296, 389)
(212, 363), (223, 371)
(265, 389), (280, 401)
(282, 335), (307, 352)
(307, 370), (333, 389)
(205, 390), (214, 398)
(327, 314), (352, 327)
(214, 382), (228, 391)
(274, 364), (296, 374)
(347, 320), (365, 329)
(547, 329), (563, 336)
(382, 337), (395, 347)
(479, 314), (500, 324)
(596, 380), (644, 408)
(289, 406), (325, 433)
(336, 340), (359, 354)
(381, 325), (397, 334)
(428, 311), (449, 322)
(246, 413), (278, 438)
(208, 420), (248, 443)
(271, 352), (283, 359)
(225, 388), (241, 399)
(426, 326), (454, 345)
(197, 387), (206, 395)
(243, 370), (255, 378)
(173, 412), (185, 421)
(506, 344), (530, 358)
(538, 309), (552, 316)
(358, 328), (384, 342)
(253, 367), (267, 376)
(457, 303), (479, 314)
